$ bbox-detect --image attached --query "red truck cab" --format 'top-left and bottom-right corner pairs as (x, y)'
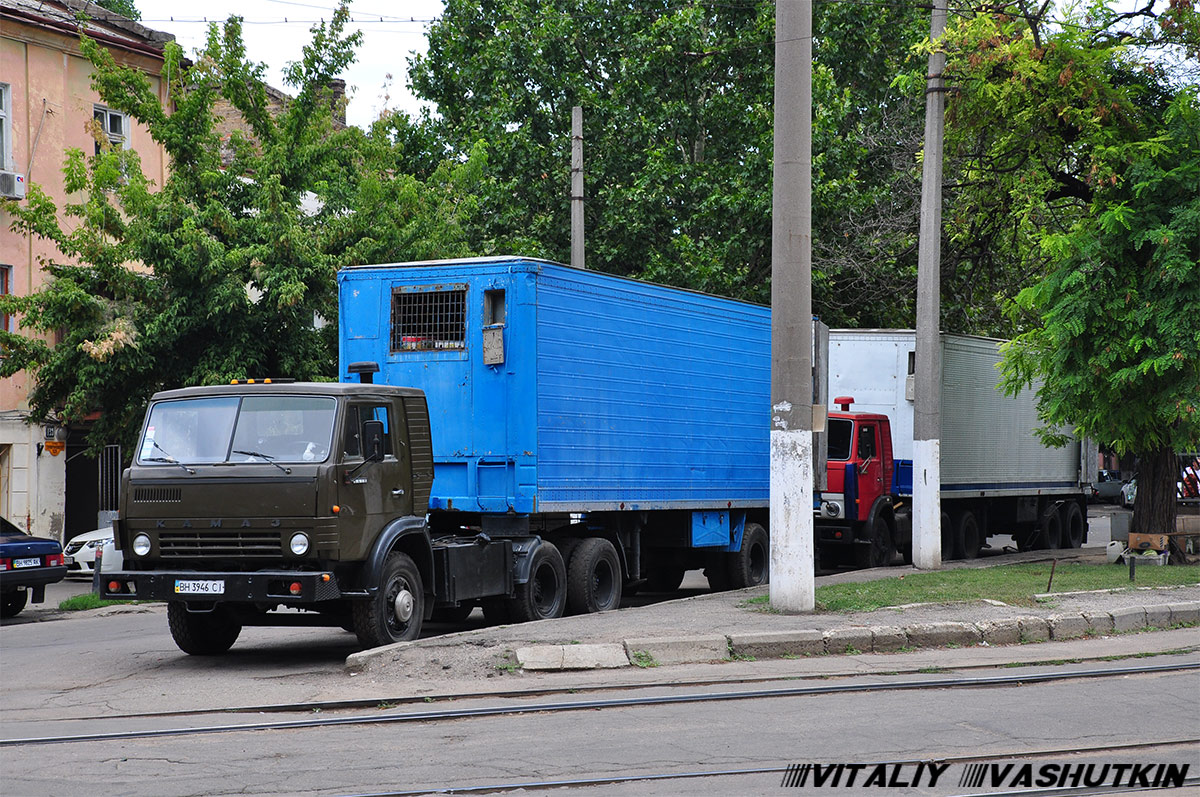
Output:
(816, 397), (904, 568)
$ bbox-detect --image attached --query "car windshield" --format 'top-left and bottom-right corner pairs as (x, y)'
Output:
(137, 395), (337, 465)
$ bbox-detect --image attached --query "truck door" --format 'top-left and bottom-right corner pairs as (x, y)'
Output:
(339, 401), (407, 547)
(856, 422), (885, 514)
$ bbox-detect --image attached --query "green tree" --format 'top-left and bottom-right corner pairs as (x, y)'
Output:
(0, 5), (484, 455)
(409, 0), (932, 326)
(929, 0), (1200, 547)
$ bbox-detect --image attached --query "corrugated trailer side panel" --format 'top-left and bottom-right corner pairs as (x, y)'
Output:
(532, 265), (771, 511)
(939, 336), (1081, 491)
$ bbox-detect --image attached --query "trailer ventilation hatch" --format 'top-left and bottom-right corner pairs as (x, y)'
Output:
(391, 284), (467, 352)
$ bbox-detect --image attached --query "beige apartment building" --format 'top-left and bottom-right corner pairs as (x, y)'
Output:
(1, 0), (171, 540)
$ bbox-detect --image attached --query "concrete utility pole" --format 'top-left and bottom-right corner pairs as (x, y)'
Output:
(913, 0), (948, 570)
(769, 0), (815, 612)
(571, 106), (585, 269)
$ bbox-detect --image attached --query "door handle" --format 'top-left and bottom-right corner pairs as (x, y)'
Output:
(391, 488), (405, 497)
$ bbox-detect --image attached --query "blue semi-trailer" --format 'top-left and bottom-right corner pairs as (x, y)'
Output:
(338, 256), (827, 623)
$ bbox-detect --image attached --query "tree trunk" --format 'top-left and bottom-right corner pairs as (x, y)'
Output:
(1132, 446), (1188, 564)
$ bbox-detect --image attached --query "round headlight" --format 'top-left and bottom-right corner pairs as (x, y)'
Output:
(289, 532), (310, 556)
(823, 501), (841, 518)
(132, 533), (152, 557)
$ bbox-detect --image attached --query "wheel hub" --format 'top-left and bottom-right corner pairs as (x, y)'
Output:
(392, 588), (415, 624)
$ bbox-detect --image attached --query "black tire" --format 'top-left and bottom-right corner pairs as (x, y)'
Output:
(940, 511), (958, 560)
(167, 602), (242, 655)
(956, 509), (982, 560)
(1063, 502), (1085, 548)
(1033, 504), (1063, 550)
(728, 522), (771, 587)
(431, 602), (475, 623)
(566, 537), (622, 614)
(855, 515), (895, 569)
(1, 589), (28, 619)
(646, 566), (686, 593)
(508, 541), (566, 622)
(353, 552), (424, 648)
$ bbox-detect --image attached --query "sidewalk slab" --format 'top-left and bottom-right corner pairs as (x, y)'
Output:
(870, 626), (907, 652)
(1018, 616), (1051, 642)
(1169, 603), (1200, 625)
(906, 621), (980, 648)
(1110, 606), (1147, 632)
(1048, 613), (1089, 640)
(977, 618), (1021, 645)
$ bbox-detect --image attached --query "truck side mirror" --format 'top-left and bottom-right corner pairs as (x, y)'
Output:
(362, 420), (385, 461)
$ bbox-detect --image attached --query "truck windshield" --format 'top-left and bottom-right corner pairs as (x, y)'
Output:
(138, 395), (337, 465)
(827, 418), (853, 461)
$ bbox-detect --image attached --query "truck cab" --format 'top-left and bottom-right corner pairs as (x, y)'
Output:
(815, 397), (907, 568)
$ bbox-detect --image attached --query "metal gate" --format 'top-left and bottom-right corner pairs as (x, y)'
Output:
(98, 444), (121, 528)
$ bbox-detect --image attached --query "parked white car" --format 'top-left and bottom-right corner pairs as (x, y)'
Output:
(1121, 478), (1137, 508)
(63, 527), (114, 577)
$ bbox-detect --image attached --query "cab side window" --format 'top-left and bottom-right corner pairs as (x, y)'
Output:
(343, 404), (394, 459)
(857, 424), (876, 460)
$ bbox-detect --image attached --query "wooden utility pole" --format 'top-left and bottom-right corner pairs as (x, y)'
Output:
(769, 0), (815, 612)
(571, 106), (585, 269)
(913, 0), (947, 569)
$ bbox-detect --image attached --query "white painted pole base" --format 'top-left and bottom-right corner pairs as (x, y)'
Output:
(770, 428), (815, 612)
(912, 437), (942, 570)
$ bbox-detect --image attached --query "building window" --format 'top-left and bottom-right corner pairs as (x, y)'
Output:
(93, 105), (128, 154)
(390, 285), (467, 352)
(0, 83), (11, 170)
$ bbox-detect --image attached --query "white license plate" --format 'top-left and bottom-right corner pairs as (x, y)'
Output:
(64, 555), (75, 565)
(14, 557), (42, 569)
(175, 579), (225, 595)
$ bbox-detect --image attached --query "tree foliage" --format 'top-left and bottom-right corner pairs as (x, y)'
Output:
(929, 0), (1200, 538)
(409, 0), (933, 327)
(0, 5), (484, 454)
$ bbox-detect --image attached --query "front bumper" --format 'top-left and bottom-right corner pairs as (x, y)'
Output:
(98, 569), (346, 603)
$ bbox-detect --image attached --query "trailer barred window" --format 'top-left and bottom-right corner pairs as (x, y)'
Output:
(391, 285), (467, 351)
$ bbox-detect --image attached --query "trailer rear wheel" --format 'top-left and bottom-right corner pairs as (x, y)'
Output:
(508, 541), (567, 622)
(728, 523), (771, 587)
(167, 602), (242, 655)
(567, 537), (622, 614)
(1063, 502), (1084, 548)
(353, 552), (424, 648)
(956, 509), (982, 559)
(1034, 505), (1063, 550)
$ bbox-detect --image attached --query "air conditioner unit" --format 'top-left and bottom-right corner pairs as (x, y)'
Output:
(0, 170), (27, 199)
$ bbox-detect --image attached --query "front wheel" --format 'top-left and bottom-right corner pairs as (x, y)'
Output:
(507, 541), (566, 623)
(1, 589), (28, 619)
(855, 515), (895, 569)
(353, 552), (425, 648)
(167, 602), (242, 655)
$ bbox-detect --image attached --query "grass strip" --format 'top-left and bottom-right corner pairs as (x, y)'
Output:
(809, 562), (1198, 612)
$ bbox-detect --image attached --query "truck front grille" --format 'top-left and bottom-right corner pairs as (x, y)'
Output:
(134, 487), (182, 503)
(158, 531), (281, 558)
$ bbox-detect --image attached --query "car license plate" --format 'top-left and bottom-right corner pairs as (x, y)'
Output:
(175, 579), (225, 595)
(64, 555), (75, 565)
(14, 557), (41, 569)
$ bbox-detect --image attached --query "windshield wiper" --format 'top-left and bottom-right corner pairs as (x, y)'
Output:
(232, 450), (292, 474)
(144, 441), (196, 474)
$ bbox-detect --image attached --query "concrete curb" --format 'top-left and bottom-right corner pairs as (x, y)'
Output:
(346, 599), (1200, 673)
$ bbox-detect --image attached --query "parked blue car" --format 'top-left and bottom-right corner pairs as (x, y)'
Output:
(1, 516), (67, 618)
